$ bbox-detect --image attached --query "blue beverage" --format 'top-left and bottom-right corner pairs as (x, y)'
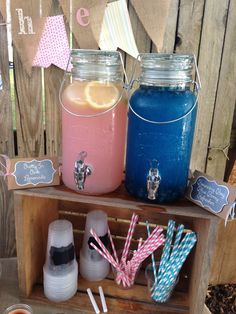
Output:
(125, 54), (199, 203)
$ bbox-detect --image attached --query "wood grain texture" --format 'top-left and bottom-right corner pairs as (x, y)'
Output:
(14, 48), (44, 157)
(162, 0), (179, 52)
(189, 217), (219, 314)
(44, 0), (64, 157)
(0, 11), (15, 258)
(209, 219), (236, 285)
(175, 0), (205, 56)
(125, 1), (151, 84)
(206, 0), (236, 179)
(190, 0), (230, 173)
(14, 194), (58, 296)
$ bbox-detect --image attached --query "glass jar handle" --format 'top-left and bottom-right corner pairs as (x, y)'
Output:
(59, 50), (128, 118)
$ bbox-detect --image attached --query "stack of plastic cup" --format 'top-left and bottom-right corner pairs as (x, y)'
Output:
(43, 220), (78, 302)
(80, 210), (110, 281)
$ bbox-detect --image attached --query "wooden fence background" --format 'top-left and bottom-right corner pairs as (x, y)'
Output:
(0, 0), (236, 283)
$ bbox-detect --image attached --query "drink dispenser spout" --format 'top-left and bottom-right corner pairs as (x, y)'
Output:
(74, 151), (92, 190)
(147, 168), (161, 200)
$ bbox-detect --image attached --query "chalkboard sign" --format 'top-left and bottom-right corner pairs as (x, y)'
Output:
(186, 170), (236, 223)
(0, 156), (60, 190)
(190, 176), (229, 213)
(13, 159), (56, 186)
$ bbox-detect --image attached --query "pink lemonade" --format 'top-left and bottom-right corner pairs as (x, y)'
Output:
(61, 80), (127, 195)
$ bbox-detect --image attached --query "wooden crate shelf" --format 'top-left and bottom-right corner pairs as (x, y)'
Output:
(14, 185), (219, 314)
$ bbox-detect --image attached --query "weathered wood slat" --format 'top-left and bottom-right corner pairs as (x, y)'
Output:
(175, 0), (205, 56)
(125, 1), (151, 82)
(0, 11), (15, 258)
(162, 0), (179, 52)
(190, 0), (230, 173)
(44, 1), (64, 157)
(14, 51), (44, 157)
(206, 0), (236, 179)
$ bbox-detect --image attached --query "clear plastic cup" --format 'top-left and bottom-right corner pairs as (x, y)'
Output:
(112, 250), (141, 289)
(43, 219), (78, 302)
(3, 304), (33, 314)
(80, 210), (110, 281)
(145, 262), (179, 303)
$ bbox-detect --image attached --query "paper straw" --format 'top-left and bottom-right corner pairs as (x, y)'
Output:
(146, 221), (157, 284)
(121, 213), (138, 262)
(168, 224), (184, 264)
(98, 286), (108, 313)
(87, 288), (100, 314)
(157, 220), (175, 281)
(108, 227), (118, 263)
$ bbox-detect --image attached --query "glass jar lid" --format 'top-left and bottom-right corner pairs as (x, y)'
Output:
(139, 53), (194, 87)
(70, 49), (123, 82)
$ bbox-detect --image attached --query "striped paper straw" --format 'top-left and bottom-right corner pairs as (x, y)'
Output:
(146, 221), (158, 285)
(108, 227), (118, 263)
(152, 231), (197, 301)
(168, 224), (184, 264)
(157, 220), (175, 281)
(121, 213), (138, 263)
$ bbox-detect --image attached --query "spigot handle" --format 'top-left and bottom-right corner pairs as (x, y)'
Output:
(74, 151), (92, 190)
(147, 168), (161, 200)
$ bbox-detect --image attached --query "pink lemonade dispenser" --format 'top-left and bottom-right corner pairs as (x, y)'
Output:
(60, 50), (128, 195)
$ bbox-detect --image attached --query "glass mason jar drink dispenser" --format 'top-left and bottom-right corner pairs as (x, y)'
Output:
(60, 50), (127, 194)
(125, 53), (200, 203)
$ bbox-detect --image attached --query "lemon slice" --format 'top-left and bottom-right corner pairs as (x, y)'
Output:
(85, 81), (120, 109)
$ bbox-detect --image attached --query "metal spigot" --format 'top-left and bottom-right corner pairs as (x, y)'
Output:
(147, 168), (161, 200)
(74, 151), (92, 190)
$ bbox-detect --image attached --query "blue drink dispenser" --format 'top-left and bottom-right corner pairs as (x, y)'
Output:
(125, 54), (200, 203)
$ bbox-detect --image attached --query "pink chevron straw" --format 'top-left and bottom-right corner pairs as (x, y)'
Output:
(90, 216), (165, 288)
(108, 227), (118, 263)
(121, 213), (138, 263)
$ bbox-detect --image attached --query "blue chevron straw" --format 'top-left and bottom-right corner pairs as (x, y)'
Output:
(146, 221), (158, 285)
(157, 220), (175, 282)
(151, 221), (197, 303)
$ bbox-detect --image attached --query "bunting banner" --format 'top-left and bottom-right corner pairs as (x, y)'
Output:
(33, 15), (71, 71)
(59, 0), (107, 49)
(99, 0), (139, 58)
(7, 0), (53, 75)
(130, 0), (171, 52)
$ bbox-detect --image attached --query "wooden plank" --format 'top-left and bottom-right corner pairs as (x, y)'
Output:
(209, 219), (236, 285)
(175, 0), (205, 56)
(0, 12), (14, 156)
(14, 49), (44, 157)
(161, 0), (179, 52)
(0, 11), (15, 258)
(14, 186), (217, 221)
(14, 194), (59, 297)
(206, 0), (236, 179)
(125, 1), (151, 83)
(190, 0), (230, 173)
(189, 217), (219, 314)
(44, 0), (65, 157)
(27, 285), (187, 314)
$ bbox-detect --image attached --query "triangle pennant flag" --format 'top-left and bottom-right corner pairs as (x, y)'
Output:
(59, 0), (107, 49)
(33, 15), (71, 71)
(99, 0), (139, 58)
(130, 0), (171, 52)
(8, 0), (53, 75)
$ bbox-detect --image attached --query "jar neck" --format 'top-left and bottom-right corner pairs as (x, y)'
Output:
(70, 49), (123, 82)
(138, 53), (194, 90)
(139, 82), (192, 91)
